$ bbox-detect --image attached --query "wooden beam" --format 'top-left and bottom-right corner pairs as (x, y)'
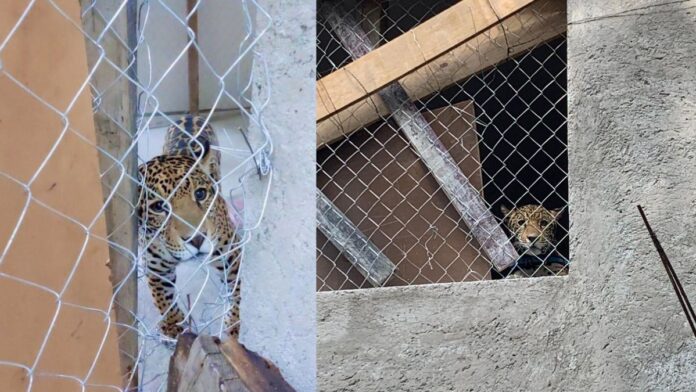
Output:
(80, 1), (139, 388)
(317, 191), (396, 286)
(317, 0), (566, 148)
(187, 0), (200, 115)
(383, 87), (518, 271)
(167, 333), (197, 392)
(316, 0), (536, 123)
(321, 1), (518, 271)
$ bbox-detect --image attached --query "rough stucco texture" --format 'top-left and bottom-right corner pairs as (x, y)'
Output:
(317, 1), (696, 391)
(241, 1), (316, 391)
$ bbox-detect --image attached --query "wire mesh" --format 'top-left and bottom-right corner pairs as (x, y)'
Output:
(316, 0), (568, 291)
(0, 0), (272, 390)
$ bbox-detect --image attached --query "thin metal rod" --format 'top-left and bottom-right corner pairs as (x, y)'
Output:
(637, 205), (696, 338)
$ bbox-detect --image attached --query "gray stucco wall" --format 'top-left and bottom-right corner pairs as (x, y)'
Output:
(318, 1), (696, 391)
(241, 1), (316, 391)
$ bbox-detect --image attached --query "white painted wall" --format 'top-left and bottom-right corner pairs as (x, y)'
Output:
(137, 0), (254, 114)
(240, 1), (317, 391)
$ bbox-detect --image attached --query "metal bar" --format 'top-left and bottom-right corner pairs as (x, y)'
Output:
(638, 205), (696, 338)
(187, 0), (200, 115)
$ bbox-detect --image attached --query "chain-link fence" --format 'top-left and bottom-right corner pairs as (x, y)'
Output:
(316, 0), (568, 290)
(0, 0), (271, 390)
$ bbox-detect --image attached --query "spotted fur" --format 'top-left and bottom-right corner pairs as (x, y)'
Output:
(500, 204), (566, 278)
(138, 115), (240, 338)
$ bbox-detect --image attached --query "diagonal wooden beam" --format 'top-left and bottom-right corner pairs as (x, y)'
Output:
(320, 0), (519, 271)
(316, 0), (537, 123)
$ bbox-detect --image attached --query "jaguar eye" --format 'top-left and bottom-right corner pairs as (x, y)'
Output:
(194, 188), (208, 201)
(540, 220), (549, 227)
(516, 220), (525, 226)
(150, 201), (166, 213)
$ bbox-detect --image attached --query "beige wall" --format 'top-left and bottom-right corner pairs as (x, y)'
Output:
(0, 1), (122, 390)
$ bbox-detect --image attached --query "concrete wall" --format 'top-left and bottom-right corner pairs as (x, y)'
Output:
(317, 1), (696, 391)
(240, 1), (316, 392)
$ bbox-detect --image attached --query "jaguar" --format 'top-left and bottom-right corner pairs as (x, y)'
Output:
(500, 204), (567, 278)
(138, 115), (240, 338)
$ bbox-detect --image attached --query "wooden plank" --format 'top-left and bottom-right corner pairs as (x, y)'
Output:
(321, 2), (518, 271)
(79, 1), (139, 388)
(317, 0), (566, 148)
(316, 0), (536, 122)
(187, 0), (200, 115)
(167, 335), (295, 392)
(0, 0), (123, 389)
(167, 333), (197, 392)
(219, 339), (296, 392)
(317, 192), (397, 286)
(176, 336), (246, 392)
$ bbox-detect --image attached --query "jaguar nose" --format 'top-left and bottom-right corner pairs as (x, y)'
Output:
(527, 235), (538, 242)
(188, 234), (205, 250)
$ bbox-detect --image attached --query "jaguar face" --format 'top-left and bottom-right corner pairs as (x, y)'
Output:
(138, 155), (222, 260)
(500, 204), (562, 256)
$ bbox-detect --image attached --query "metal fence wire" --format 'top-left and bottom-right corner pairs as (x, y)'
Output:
(0, 0), (271, 391)
(316, 0), (568, 291)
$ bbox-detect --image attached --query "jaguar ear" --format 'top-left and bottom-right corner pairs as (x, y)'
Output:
(189, 138), (216, 177)
(550, 207), (564, 220)
(500, 204), (510, 216)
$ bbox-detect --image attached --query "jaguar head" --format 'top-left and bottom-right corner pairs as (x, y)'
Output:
(500, 204), (563, 256)
(137, 153), (223, 260)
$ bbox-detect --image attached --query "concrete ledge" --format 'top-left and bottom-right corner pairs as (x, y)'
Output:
(318, 278), (572, 391)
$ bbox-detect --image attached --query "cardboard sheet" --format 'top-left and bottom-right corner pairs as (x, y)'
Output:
(0, 1), (122, 389)
(318, 101), (492, 290)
